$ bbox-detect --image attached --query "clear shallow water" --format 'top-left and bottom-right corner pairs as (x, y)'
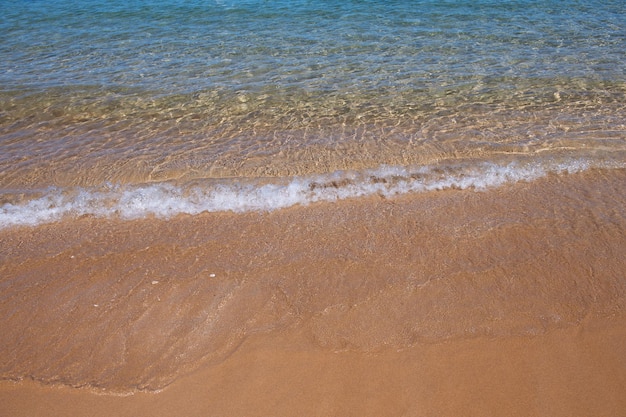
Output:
(1, 0), (625, 226)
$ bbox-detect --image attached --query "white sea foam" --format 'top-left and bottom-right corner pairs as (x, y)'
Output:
(0, 158), (619, 229)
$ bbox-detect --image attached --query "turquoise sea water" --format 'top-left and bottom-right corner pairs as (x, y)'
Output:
(1, 0), (625, 226)
(3, 0), (625, 92)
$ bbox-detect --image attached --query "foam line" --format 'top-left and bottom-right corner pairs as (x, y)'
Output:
(0, 158), (618, 229)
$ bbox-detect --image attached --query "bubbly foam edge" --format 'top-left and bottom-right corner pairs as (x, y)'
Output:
(0, 159), (621, 229)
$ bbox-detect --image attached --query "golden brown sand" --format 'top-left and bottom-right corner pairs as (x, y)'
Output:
(2, 312), (625, 417)
(1, 168), (625, 416)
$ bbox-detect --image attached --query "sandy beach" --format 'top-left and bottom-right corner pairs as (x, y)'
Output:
(1, 168), (625, 416)
(2, 3), (625, 413)
(2, 312), (625, 417)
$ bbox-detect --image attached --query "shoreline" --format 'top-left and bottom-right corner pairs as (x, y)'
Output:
(1, 168), (625, 415)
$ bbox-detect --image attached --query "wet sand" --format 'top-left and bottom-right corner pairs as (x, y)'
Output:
(2, 312), (625, 417)
(1, 168), (625, 416)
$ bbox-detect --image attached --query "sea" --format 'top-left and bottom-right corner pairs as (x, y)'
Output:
(1, 0), (625, 225)
(1, 0), (625, 394)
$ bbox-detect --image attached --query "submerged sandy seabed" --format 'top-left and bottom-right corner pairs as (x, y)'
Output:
(1, 168), (625, 416)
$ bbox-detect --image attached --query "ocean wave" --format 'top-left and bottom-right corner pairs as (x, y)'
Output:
(0, 158), (620, 229)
